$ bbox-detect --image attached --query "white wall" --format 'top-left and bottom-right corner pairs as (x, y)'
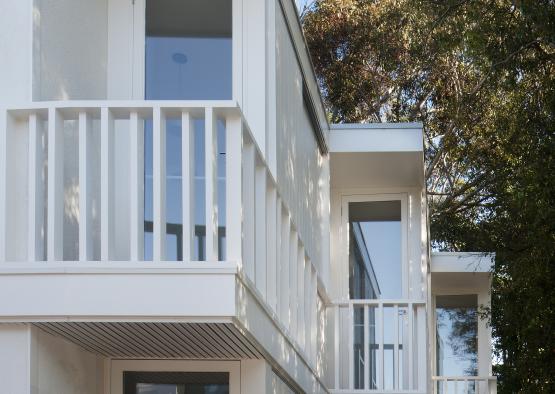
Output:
(33, 328), (104, 394)
(0, 324), (33, 394)
(33, 0), (108, 100)
(275, 6), (329, 281)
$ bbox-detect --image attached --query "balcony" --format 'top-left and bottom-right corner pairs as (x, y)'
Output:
(0, 100), (323, 378)
(432, 376), (497, 394)
(331, 299), (427, 393)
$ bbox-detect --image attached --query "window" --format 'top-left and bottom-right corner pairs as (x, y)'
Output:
(435, 295), (478, 379)
(145, 0), (232, 100)
(124, 371), (229, 394)
(348, 200), (403, 300)
(143, 0), (231, 260)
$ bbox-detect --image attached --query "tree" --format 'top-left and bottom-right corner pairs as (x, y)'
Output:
(302, 1), (555, 392)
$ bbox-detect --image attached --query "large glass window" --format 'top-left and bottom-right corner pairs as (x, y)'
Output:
(143, 0), (231, 260)
(436, 295), (478, 392)
(124, 371), (229, 394)
(348, 200), (402, 300)
(145, 0), (232, 100)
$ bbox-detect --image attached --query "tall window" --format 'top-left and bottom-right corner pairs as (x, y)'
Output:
(124, 371), (229, 394)
(349, 200), (402, 300)
(436, 295), (478, 391)
(143, 0), (231, 260)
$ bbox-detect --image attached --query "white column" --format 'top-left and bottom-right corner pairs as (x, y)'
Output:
(225, 114), (242, 263)
(28, 114), (46, 261)
(100, 107), (114, 261)
(129, 111), (144, 261)
(204, 107), (218, 261)
(181, 111), (195, 261)
(153, 106), (166, 261)
(47, 108), (64, 261)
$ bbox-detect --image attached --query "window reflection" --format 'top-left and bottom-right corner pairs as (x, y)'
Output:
(436, 295), (478, 393)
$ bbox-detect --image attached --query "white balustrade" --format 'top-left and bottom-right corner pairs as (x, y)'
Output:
(0, 100), (322, 368)
(333, 299), (427, 392)
(432, 376), (497, 394)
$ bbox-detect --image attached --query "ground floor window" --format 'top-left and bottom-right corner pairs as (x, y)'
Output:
(124, 371), (228, 394)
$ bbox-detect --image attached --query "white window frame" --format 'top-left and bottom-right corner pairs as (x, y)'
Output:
(340, 193), (409, 300)
(110, 359), (240, 394)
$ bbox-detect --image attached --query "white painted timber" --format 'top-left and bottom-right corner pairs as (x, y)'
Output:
(78, 112), (92, 261)
(181, 111), (195, 261)
(129, 111), (144, 261)
(243, 138), (256, 279)
(100, 107), (114, 261)
(47, 108), (64, 261)
(153, 107), (167, 261)
(28, 114), (46, 261)
(431, 252), (494, 273)
(255, 162), (267, 297)
(204, 107), (218, 261)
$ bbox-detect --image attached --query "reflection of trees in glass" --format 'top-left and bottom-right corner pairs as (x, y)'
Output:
(438, 308), (478, 376)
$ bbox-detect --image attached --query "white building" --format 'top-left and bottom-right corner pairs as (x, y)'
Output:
(0, 0), (496, 393)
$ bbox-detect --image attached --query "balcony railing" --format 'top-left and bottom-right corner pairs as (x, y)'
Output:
(331, 299), (427, 393)
(432, 376), (497, 394)
(0, 100), (321, 369)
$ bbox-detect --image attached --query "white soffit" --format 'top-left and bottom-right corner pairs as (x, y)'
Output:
(329, 123), (424, 188)
(431, 252), (494, 273)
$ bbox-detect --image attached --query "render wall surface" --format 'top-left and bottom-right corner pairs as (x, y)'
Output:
(275, 5), (329, 279)
(33, 0), (108, 100)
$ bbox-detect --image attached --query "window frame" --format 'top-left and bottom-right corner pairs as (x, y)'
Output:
(110, 359), (240, 394)
(341, 193), (409, 300)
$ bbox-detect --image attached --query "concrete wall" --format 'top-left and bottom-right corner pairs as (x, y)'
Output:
(33, 0), (108, 100)
(275, 5), (329, 281)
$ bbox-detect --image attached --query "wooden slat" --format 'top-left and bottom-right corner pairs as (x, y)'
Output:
(378, 301), (385, 390)
(394, 304), (400, 390)
(289, 229), (298, 337)
(78, 112), (92, 261)
(129, 111), (144, 261)
(204, 107), (218, 261)
(28, 113), (46, 261)
(225, 114), (242, 263)
(47, 108), (64, 261)
(181, 111), (195, 261)
(153, 106), (166, 261)
(408, 302), (414, 390)
(100, 107), (114, 261)
(348, 302), (354, 390)
(0, 110), (7, 261)
(334, 305), (340, 390)
(280, 210), (290, 326)
(275, 197), (282, 317)
(297, 245), (305, 347)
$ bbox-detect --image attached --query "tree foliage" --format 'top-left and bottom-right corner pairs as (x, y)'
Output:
(302, 1), (555, 392)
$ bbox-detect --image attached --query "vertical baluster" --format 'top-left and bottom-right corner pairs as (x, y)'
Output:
(204, 107), (218, 261)
(394, 304), (400, 390)
(100, 107), (114, 261)
(364, 304), (370, 390)
(280, 211), (290, 326)
(242, 136), (255, 276)
(78, 112), (92, 261)
(152, 107), (167, 261)
(255, 162), (266, 294)
(275, 197), (282, 317)
(225, 113), (242, 263)
(28, 113), (46, 261)
(348, 301), (354, 390)
(408, 302), (414, 389)
(266, 182), (277, 311)
(181, 111), (195, 261)
(379, 301), (385, 390)
(0, 110), (7, 261)
(48, 108), (64, 261)
(129, 111), (144, 261)
(297, 245), (305, 346)
(311, 266), (318, 365)
(334, 305), (340, 389)
(289, 229), (298, 336)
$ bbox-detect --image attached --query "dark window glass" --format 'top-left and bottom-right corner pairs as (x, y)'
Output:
(124, 371), (229, 394)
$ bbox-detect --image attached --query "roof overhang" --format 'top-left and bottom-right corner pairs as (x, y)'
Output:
(329, 123), (424, 189)
(431, 252), (494, 293)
